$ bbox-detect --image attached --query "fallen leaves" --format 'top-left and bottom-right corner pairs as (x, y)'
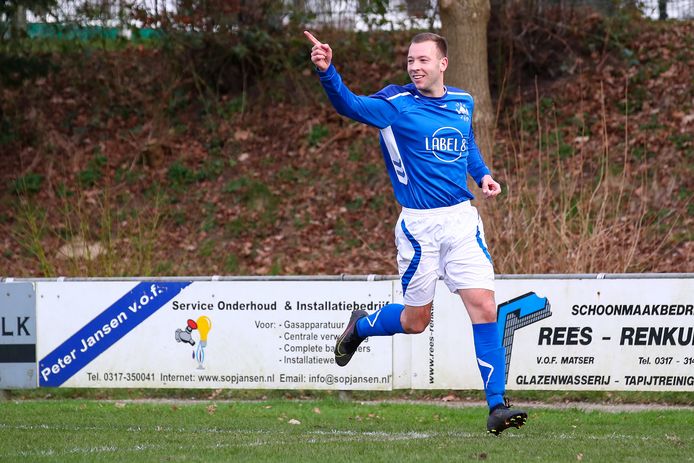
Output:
(1, 19), (692, 277)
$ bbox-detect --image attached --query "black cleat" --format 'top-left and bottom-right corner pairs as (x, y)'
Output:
(334, 309), (368, 367)
(487, 399), (528, 436)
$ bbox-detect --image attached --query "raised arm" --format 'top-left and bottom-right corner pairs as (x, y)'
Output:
(304, 31), (332, 72)
(304, 31), (399, 129)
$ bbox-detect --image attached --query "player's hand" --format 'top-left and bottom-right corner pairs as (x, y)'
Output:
(304, 30), (332, 72)
(481, 175), (501, 199)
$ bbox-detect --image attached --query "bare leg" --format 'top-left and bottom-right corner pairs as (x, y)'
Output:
(400, 302), (433, 333)
(458, 288), (496, 323)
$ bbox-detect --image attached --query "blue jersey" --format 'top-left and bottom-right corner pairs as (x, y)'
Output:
(318, 64), (491, 209)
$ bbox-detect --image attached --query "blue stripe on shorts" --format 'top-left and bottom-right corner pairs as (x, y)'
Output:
(476, 225), (493, 264)
(400, 220), (422, 297)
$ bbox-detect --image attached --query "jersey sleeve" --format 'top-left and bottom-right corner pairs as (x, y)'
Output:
(317, 64), (400, 129)
(466, 125), (491, 186)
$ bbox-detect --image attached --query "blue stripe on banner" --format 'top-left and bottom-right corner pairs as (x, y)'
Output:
(400, 220), (421, 297)
(476, 226), (493, 264)
(38, 281), (191, 387)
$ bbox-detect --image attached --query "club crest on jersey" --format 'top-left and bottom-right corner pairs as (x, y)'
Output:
(456, 102), (470, 121)
(424, 126), (467, 163)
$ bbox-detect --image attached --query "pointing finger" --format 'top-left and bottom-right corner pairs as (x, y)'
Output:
(303, 30), (322, 46)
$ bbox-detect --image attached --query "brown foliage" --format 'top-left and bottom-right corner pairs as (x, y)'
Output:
(1, 19), (692, 277)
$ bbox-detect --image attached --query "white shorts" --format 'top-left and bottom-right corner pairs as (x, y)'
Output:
(394, 201), (495, 306)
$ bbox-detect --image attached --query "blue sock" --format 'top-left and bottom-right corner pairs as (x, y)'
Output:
(472, 322), (506, 410)
(355, 303), (406, 337)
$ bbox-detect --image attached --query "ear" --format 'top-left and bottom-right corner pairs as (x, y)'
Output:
(440, 56), (448, 73)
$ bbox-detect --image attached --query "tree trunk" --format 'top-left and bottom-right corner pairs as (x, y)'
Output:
(658, 0), (668, 20)
(439, 0), (495, 164)
(12, 5), (27, 39)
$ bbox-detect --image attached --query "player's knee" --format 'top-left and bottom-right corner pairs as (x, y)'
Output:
(475, 306), (497, 323)
(403, 312), (431, 334)
(459, 289), (498, 323)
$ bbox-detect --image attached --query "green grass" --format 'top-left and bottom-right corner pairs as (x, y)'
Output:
(7, 388), (694, 405)
(0, 399), (692, 462)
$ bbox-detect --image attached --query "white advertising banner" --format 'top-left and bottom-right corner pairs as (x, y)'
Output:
(36, 281), (394, 390)
(414, 278), (694, 391)
(28, 276), (694, 391)
(0, 282), (37, 389)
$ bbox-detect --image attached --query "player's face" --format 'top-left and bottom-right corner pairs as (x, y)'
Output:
(407, 41), (448, 97)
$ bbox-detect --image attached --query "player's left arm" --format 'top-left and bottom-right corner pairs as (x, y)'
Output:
(466, 126), (500, 198)
(480, 174), (501, 198)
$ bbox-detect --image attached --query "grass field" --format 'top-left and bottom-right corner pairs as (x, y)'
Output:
(1, 399), (692, 462)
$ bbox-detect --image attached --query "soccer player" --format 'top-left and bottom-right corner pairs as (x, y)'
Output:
(305, 30), (527, 435)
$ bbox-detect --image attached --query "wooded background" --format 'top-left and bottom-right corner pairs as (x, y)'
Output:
(1, 1), (692, 277)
